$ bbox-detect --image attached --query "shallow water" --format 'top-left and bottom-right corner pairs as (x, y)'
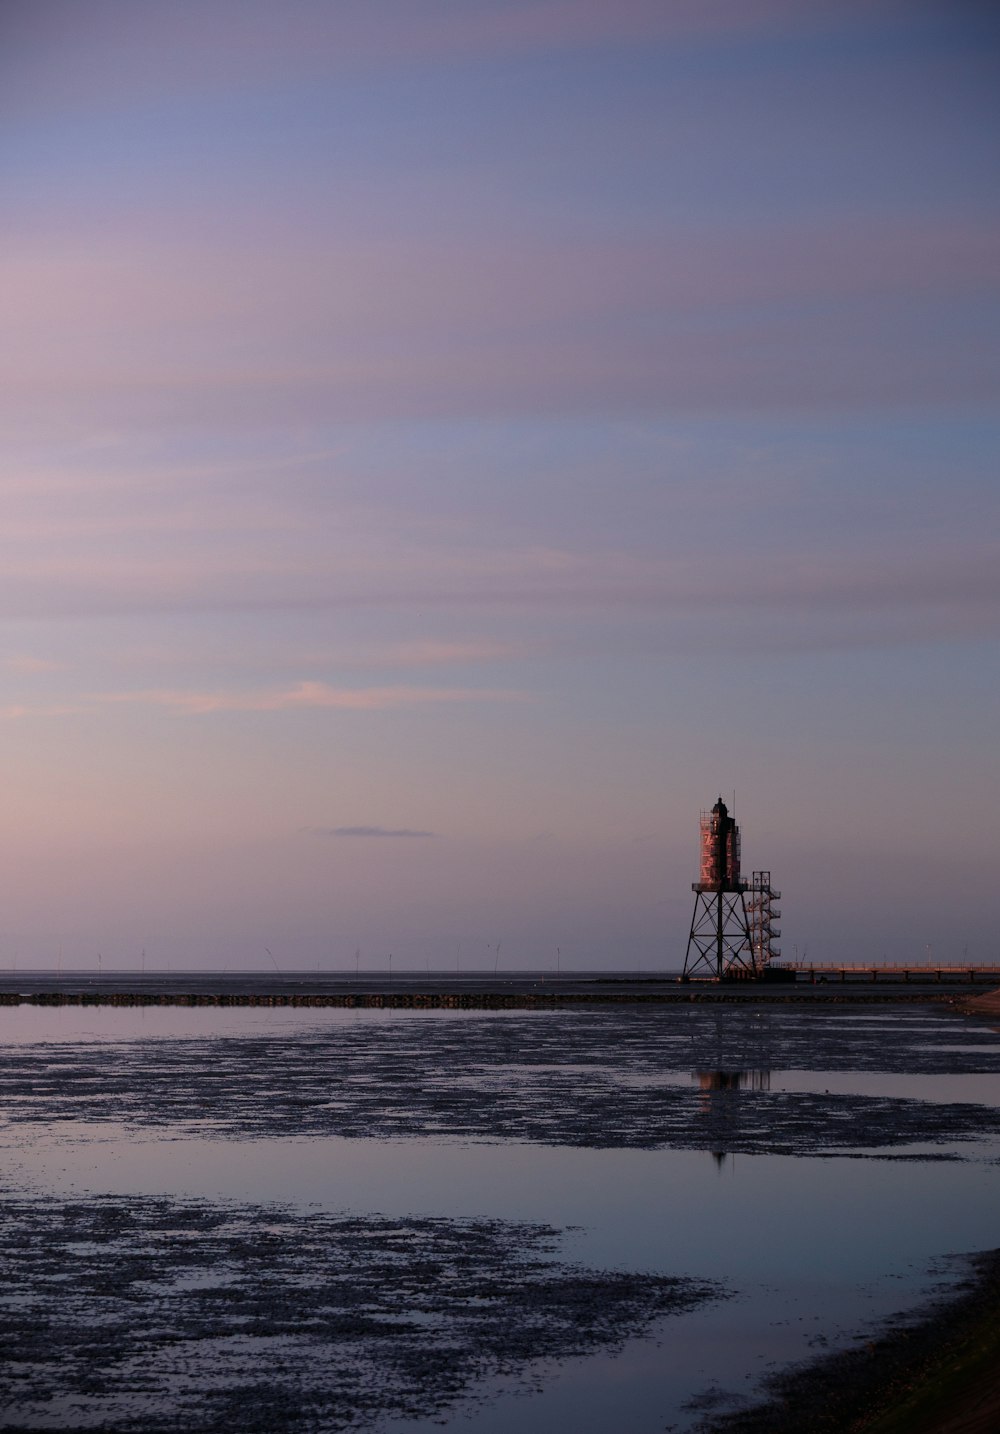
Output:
(1, 998), (998, 1431)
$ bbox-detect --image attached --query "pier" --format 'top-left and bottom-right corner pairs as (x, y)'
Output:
(782, 963), (1000, 984)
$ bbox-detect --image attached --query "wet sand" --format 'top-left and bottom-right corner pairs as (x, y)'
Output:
(0, 1188), (716, 1432)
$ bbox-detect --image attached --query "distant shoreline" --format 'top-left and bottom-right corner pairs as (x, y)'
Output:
(0, 973), (984, 1008)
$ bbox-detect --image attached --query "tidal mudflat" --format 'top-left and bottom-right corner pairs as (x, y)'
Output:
(1, 994), (999, 1431)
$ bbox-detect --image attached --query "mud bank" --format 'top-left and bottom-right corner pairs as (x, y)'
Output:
(2, 1004), (998, 1158)
(699, 1248), (1000, 1434)
(0, 1188), (717, 1432)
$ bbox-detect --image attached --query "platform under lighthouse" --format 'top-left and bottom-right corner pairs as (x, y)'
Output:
(682, 798), (757, 980)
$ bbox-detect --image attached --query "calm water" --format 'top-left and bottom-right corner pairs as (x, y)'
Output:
(1, 996), (998, 1431)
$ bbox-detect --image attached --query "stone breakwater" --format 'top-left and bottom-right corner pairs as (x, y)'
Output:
(0, 988), (962, 1008)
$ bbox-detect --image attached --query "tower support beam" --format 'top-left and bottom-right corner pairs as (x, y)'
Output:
(683, 886), (756, 979)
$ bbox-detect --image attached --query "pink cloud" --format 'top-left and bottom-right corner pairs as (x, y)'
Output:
(4, 654), (62, 673)
(93, 682), (528, 715)
(0, 683), (528, 721)
(0, 702), (83, 720)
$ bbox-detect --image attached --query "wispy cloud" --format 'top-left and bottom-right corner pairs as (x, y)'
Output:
(5, 214), (997, 436)
(377, 640), (527, 667)
(2, 1), (902, 121)
(4, 654), (62, 673)
(0, 529), (997, 650)
(0, 703), (84, 721)
(0, 683), (524, 721)
(96, 682), (527, 715)
(313, 826), (437, 839)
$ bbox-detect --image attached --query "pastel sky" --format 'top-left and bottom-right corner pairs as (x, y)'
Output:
(1, 0), (998, 970)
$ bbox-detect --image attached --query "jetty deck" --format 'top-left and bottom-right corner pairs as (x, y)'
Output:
(783, 962), (1000, 984)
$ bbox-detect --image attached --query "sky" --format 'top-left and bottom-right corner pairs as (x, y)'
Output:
(1, 0), (998, 971)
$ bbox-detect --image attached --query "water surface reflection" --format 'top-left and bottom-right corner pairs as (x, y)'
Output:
(0, 1000), (998, 1432)
(694, 1069), (772, 1091)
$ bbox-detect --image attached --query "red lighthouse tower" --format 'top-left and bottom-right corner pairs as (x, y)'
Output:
(682, 798), (757, 979)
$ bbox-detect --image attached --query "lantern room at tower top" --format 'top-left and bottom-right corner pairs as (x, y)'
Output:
(695, 797), (745, 893)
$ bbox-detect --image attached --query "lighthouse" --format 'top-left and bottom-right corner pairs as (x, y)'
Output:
(682, 798), (758, 980)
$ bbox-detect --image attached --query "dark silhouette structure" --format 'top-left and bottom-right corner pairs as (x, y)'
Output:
(682, 797), (759, 980)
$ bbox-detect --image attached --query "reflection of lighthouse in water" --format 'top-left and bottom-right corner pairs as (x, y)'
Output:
(682, 798), (759, 980)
